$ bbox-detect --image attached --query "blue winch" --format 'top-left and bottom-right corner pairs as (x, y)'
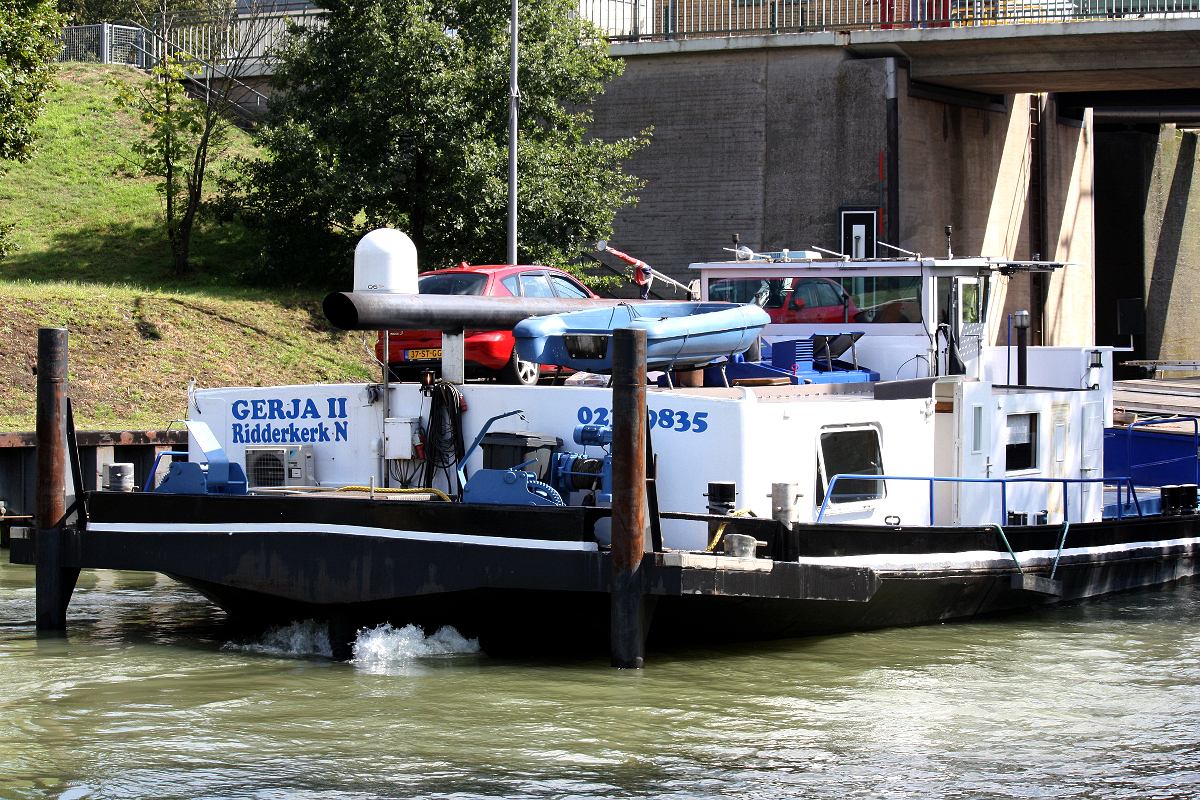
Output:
(549, 424), (614, 505)
(149, 420), (248, 495)
(460, 413), (613, 507)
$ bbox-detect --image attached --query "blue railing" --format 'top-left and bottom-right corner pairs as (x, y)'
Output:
(816, 473), (1141, 525)
(1124, 416), (1200, 487)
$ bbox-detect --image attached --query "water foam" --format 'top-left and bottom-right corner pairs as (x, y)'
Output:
(352, 623), (481, 663)
(224, 619), (333, 659)
(224, 620), (481, 664)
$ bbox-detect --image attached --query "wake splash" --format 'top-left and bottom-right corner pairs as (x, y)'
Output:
(352, 622), (482, 662)
(224, 619), (482, 663)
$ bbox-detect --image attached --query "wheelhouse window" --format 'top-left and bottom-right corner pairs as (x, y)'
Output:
(1006, 413), (1038, 472)
(817, 426), (885, 505)
(706, 275), (922, 323)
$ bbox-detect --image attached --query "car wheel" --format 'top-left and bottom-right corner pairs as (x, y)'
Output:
(500, 350), (540, 385)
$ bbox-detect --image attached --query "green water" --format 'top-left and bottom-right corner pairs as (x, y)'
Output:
(2, 556), (1199, 799)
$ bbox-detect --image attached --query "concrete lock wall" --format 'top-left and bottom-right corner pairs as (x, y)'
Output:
(588, 46), (1096, 345)
(1144, 127), (1200, 361)
(1094, 125), (1200, 361)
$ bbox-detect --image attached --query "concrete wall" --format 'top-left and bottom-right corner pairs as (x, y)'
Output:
(589, 47), (887, 280)
(1144, 127), (1200, 360)
(1042, 106), (1095, 347)
(898, 89), (1030, 260)
(588, 46), (1096, 344)
(896, 77), (1093, 345)
(1093, 125), (1200, 361)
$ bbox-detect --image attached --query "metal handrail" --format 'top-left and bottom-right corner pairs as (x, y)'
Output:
(1123, 415), (1200, 487)
(591, 0), (1200, 40)
(815, 473), (1142, 525)
(115, 21), (273, 111)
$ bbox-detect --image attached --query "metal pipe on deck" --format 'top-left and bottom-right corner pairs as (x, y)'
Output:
(610, 327), (648, 669)
(323, 292), (637, 332)
(35, 327), (77, 631)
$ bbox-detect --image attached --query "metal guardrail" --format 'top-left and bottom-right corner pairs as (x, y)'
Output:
(583, 0), (1200, 39)
(58, 13), (325, 115)
(59, 11), (324, 69)
(815, 473), (1142, 525)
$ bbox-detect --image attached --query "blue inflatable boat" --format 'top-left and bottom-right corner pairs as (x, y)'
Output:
(513, 302), (770, 373)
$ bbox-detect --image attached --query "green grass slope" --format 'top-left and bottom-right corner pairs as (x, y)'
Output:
(0, 63), (264, 286)
(0, 64), (377, 431)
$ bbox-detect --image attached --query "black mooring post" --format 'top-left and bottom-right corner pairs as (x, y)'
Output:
(36, 327), (76, 631)
(611, 328), (648, 669)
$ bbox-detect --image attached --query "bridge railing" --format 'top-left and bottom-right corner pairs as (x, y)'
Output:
(585, 0), (1200, 39)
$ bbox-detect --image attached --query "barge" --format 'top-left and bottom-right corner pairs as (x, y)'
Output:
(12, 231), (1200, 666)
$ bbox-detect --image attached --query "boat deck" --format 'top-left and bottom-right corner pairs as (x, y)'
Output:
(1114, 377), (1200, 420)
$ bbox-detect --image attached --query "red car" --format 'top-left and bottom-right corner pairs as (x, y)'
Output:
(375, 264), (598, 385)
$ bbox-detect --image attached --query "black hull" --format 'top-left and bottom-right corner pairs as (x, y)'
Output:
(11, 491), (1200, 656)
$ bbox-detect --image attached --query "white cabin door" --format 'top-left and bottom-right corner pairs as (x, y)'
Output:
(956, 381), (997, 524)
(955, 277), (985, 371)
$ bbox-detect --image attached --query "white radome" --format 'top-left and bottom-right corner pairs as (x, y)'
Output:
(353, 228), (419, 294)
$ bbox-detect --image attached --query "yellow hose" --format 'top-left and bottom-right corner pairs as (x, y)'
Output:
(706, 508), (758, 552)
(336, 486), (453, 502)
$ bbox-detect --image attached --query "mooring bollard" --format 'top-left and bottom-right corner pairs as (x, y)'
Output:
(35, 327), (77, 631)
(610, 327), (648, 669)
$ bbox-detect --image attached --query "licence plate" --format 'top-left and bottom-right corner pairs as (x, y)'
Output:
(406, 348), (442, 360)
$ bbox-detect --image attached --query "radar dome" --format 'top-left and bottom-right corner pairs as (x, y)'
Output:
(353, 229), (418, 293)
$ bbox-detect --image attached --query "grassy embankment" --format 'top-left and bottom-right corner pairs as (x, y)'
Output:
(0, 64), (376, 431)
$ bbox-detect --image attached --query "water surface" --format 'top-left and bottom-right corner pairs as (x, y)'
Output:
(2, 557), (1198, 799)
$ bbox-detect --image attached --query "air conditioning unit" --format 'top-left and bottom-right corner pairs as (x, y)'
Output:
(244, 445), (316, 488)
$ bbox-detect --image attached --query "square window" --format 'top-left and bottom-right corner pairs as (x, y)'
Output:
(817, 427), (885, 504)
(1006, 413), (1038, 472)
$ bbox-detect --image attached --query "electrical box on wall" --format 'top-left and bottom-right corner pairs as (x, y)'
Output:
(383, 417), (416, 460)
(840, 208), (878, 259)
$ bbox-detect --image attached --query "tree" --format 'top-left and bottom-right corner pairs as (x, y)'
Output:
(223, 0), (648, 285)
(56, 0), (140, 25)
(0, 0), (64, 258)
(113, 55), (226, 275)
(112, 0), (280, 275)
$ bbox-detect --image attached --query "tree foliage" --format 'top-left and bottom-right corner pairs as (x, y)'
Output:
(223, 0), (649, 285)
(112, 56), (229, 275)
(0, 0), (64, 257)
(56, 0), (139, 24)
(56, 0), (214, 25)
(112, 0), (278, 275)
